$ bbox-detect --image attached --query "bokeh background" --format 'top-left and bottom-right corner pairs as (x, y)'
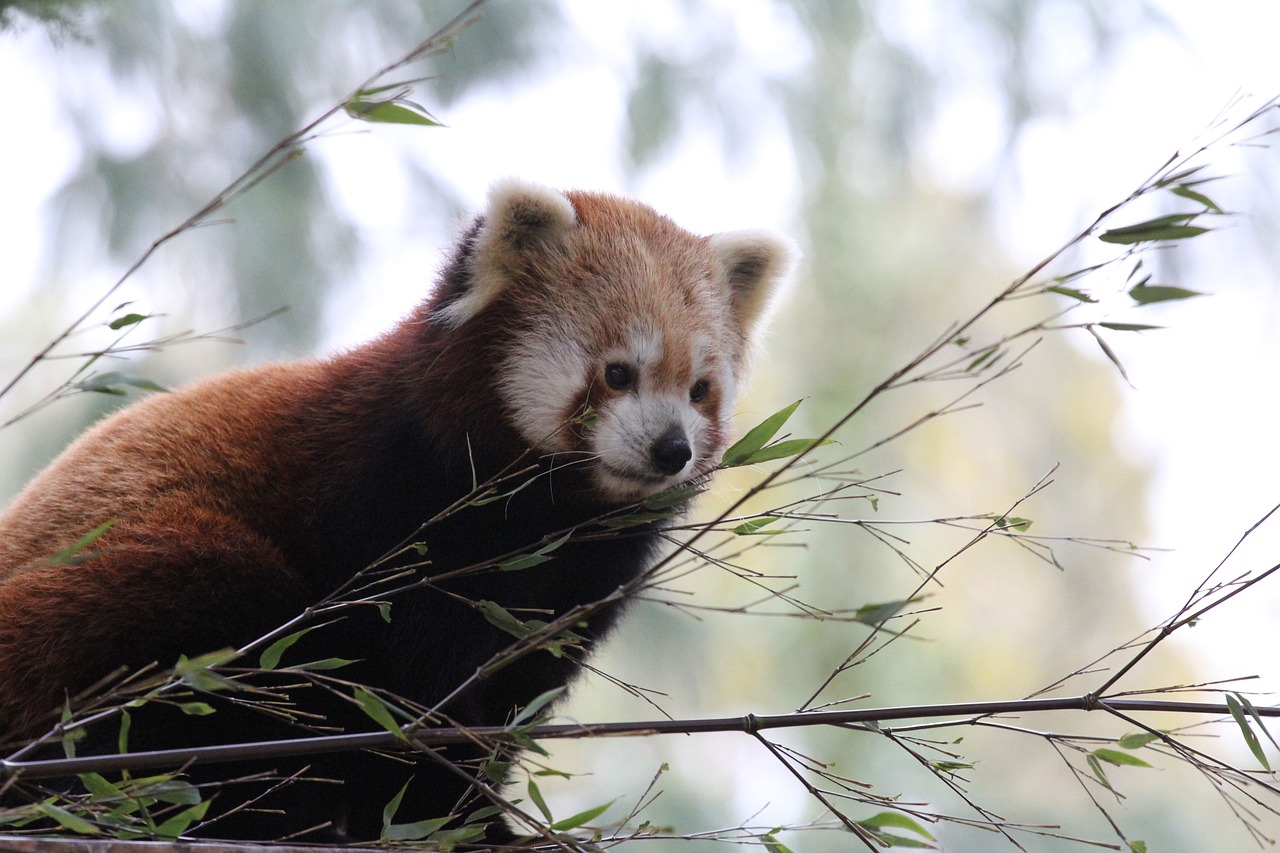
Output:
(2, 1), (1279, 850)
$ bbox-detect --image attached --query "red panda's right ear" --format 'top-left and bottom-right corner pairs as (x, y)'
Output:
(434, 179), (577, 328)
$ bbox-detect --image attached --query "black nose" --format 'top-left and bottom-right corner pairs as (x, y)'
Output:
(650, 427), (692, 476)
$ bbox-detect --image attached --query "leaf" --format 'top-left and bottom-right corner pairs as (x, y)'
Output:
(721, 400), (802, 467)
(1097, 322), (1163, 332)
(344, 97), (442, 126)
(1087, 326), (1130, 385)
(760, 831), (796, 853)
(174, 648), (239, 692)
(258, 627), (314, 670)
(1129, 842), (1148, 853)
(1128, 285), (1204, 305)
(509, 686), (566, 728)
(291, 657), (356, 672)
(735, 437), (834, 466)
(1100, 213), (1209, 244)
(527, 779), (553, 824)
(1117, 732), (1160, 750)
(499, 529), (575, 572)
(154, 800), (210, 838)
(1226, 693), (1271, 770)
(35, 803), (101, 835)
(854, 811), (936, 847)
(643, 482), (705, 510)
(177, 702), (216, 716)
(1171, 184), (1224, 213)
(385, 815), (452, 842)
(107, 312), (149, 331)
(1091, 747), (1151, 769)
(1086, 753), (1113, 791)
(1046, 285), (1096, 303)
(378, 602), (393, 623)
(382, 780), (408, 831)
(1238, 694), (1280, 753)
(549, 799), (615, 831)
(75, 371), (167, 396)
(856, 811), (936, 841)
(478, 600), (532, 639)
(354, 688), (407, 743)
(48, 519), (116, 566)
(78, 773), (122, 800)
(853, 599), (913, 626)
(732, 516), (782, 536)
(117, 711), (131, 755)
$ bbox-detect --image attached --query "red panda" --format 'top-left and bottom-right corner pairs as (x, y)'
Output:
(0, 180), (793, 841)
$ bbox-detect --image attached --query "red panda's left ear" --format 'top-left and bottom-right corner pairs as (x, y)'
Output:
(709, 230), (798, 341)
(436, 179), (578, 328)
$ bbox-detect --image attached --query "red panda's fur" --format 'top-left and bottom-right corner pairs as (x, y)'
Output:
(0, 181), (792, 841)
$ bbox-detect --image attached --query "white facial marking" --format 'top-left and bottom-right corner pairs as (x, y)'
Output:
(500, 322), (588, 452)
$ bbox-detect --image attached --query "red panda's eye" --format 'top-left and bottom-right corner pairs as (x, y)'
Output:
(605, 363), (635, 391)
(690, 379), (710, 403)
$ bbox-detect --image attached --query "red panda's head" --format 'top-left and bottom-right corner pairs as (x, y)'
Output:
(433, 180), (795, 503)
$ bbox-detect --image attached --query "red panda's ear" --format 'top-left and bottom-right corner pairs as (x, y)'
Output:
(708, 230), (798, 342)
(435, 179), (578, 328)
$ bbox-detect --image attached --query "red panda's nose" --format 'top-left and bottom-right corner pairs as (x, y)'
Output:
(651, 427), (692, 476)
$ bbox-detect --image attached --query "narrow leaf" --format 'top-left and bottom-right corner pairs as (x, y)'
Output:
(732, 516), (782, 536)
(721, 400), (802, 467)
(107, 312), (149, 331)
(510, 686), (566, 728)
(384, 816), (451, 842)
(259, 627), (314, 670)
(35, 803), (100, 835)
(1091, 747), (1151, 768)
(738, 437), (834, 466)
(1117, 732), (1160, 750)
(527, 779), (553, 823)
(856, 811), (936, 841)
(1129, 285), (1204, 305)
(1226, 693), (1270, 770)
(1097, 323), (1163, 332)
(48, 520), (116, 566)
(1171, 184), (1224, 213)
(355, 688), (407, 743)
(549, 799), (615, 831)
(1046, 285), (1096, 303)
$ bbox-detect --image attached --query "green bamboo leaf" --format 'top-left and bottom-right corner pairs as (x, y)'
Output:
(107, 312), (150, 330)
(1091, 747), (1151, 768)
(48, 519), (116, 566)
(1100, 212), (1209, 244)
(1097, 323), (1163, 332)
(1117, 732), (1160, 750)
(1046, 285), (1096, 303)
(643, 482), (705, 510)
(154, 800), (210, 838)
(759, 831), (796, 853)
(510, 686), (566, 728)
(1226, 693), (1270, 770)
(385, 816), (451, 842)
(527, 779), (554, 823)
(856, 812), (936, 841)
(498, 553), (553, 571)
(259, 627), (314, 670)
(1129, 285), (1204, 305)
(721, 400), (802, 467)
(732, 516), (782, 536)
(291, 657), (356, 671)
(355, 688), (407, 743)
(345, 97), (442, 126)
(177, 702), (216, 716)
(549, 798), (615, 831)
(1238, 694), (1280, 752)
(478, 600), (532, 639)
(853, 599), (913, 626)
(1087, 753), (1113, 791)
(737, 437), (834, 466)
(36, 803), (101, 835)
(382, 780), (407, 831)
(1171, 184), (1224, 213)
